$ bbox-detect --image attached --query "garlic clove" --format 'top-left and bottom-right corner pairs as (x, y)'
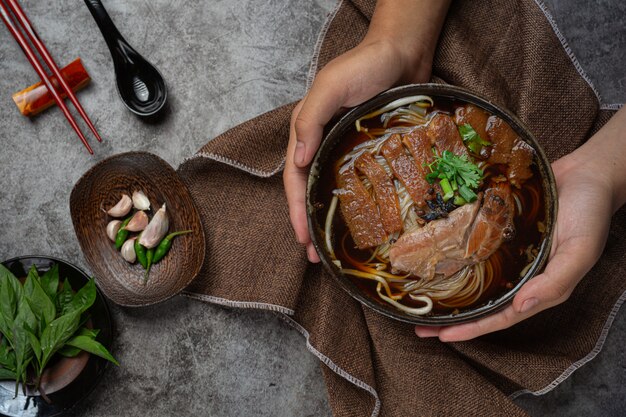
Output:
(121, 237), (137, 263)
(106, 220), (122, 242)
(124, 210), (149, 232)
(132, 190), (151, 211)
(107, 194), (133, 218)
(138, 203), (169, 248)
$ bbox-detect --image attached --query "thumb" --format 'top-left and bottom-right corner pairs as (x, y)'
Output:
(512, 236), (598, 314)
(292, 74), (349, 168)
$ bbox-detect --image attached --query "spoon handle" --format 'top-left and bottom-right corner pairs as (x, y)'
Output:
(84, 0), (126, 53)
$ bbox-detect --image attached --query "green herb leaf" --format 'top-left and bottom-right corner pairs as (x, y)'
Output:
(426, 150), (484, 201)
(57, 278), (74, 315)
(26, 330), (41, 363)
(66, 336), (118, 366)
(25, 275), (56, 330)
(0, 265), (22, 331)
(58, 345), (82, 358)
(458, 124), (491, 154)
(12, 295), (37, 388)
(0, 368), (16, 381)
(40, 264), (59, 302)
(39, 310), (81, 368)
(0, 339), (16, 371)
(22, 265), (40, 300)
(66, 279), (97, 315)
(76, 327), (100, 339)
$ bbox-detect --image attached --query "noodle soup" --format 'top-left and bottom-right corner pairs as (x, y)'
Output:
(307, 84), (556, 324)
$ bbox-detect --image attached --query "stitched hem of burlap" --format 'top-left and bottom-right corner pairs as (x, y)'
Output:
(509, 285), (626, 399)
(182, 292), (382, 417)
(181, 0), (624, 413)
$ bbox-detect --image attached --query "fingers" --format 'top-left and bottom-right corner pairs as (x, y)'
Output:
(414, 235), (600, 342)
(285, 100), (314, 247)
(511, 235), (597, 314)
(285, 70), (353, 262)
(293, 72), (348, 168)
(306, 242), (320, 263)
(414, 326), (441, 338)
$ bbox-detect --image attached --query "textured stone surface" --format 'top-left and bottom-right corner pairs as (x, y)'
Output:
(0, 0), (623, 416)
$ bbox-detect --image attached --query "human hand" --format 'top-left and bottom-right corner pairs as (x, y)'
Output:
(284, 38), (433, 262)
(414, 150), (615, 341)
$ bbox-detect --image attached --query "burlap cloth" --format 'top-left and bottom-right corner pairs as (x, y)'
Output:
(177, 0), (625, 415)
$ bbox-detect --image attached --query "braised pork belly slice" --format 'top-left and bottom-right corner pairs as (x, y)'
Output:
(428, 113), (468, 157)
(465, 182), (515, 261)
(507, 140), (534, 188)
(381, 134), (432, 208)
(486, 115), (534, 187)
(355, 152), (402, 235)
(389, 183), (515, 279)
(336, 166), (387, 249)
(486, 115), (516, 164)
(455, 104), (490, 140)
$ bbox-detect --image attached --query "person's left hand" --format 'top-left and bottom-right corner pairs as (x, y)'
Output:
(415, 148), (615, 342)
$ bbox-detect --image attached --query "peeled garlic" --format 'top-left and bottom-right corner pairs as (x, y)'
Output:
(124, 210), (149, 232)
(121, 238), (137, 263)
(132, 190), (151, 211)
(107, 194), (132, 217)
(106, 220), (122, 242)
(139, 203), (169, 248)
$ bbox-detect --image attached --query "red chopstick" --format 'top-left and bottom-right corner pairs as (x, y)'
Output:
(0, 0), (94, 154)
(5, 0), (101, 142)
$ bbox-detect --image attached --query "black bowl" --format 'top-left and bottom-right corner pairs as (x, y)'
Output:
(0, 256), (114, 417)
(306, 83), (557, 325)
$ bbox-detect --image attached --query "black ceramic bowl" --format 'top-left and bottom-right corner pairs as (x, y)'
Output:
(0, 256), (113, 417)
(306, 84), (557, 325)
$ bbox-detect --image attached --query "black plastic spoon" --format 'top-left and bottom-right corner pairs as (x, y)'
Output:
(84, 0), (167, 117)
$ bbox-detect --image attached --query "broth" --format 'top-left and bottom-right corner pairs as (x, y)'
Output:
(315, 98), (546, 316)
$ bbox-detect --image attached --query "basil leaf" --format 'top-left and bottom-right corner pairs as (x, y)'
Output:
(76, 326), (100, 339)
(57, 278), (74, 315)
(40, 264), (59, 302)
(66, 335), (118, 366)
(40, 310), (81, 367)
(0, 265), (22, 330)
(22, 265), (40, 300)
(58, 345), (82, 358)
(0, 312), (11, 344)
(66, 279), (97, 315)
(12, 296), (37, 386)
(26, 330), (41, 363)
(25, 276), (56, 330)
(0, 368), (16, 381)
(0, 339), (16, 370)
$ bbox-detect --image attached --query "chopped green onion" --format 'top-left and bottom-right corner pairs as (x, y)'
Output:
(440, 178), (454, 201)
(459, 184), (477, 202)
(453, 195), (467, 206)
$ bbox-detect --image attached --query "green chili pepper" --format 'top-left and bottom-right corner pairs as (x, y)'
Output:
(115, 216), (133, 250)
(144, 248), (155, 283)
(135, 236), (148, 269)
(152, 230), (192, 264)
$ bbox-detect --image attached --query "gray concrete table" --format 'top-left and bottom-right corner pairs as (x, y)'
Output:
(0, 1), (624, 416)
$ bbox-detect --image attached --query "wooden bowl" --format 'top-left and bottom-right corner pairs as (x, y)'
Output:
(70, 152), (205, 307)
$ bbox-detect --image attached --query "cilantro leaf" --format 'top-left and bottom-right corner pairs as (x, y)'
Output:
(425, 150), (483, 204)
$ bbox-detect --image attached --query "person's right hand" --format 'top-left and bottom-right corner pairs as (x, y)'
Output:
(284, 39), (433, 262)
(283, 0), (452, 262)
